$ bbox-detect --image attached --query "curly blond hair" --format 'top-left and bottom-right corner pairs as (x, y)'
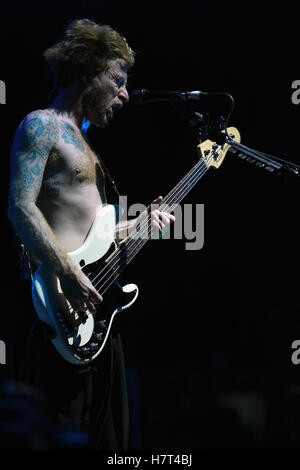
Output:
(44, 18), (135, 89)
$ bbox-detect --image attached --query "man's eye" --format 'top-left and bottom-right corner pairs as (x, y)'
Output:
(115, 78), (127, 88)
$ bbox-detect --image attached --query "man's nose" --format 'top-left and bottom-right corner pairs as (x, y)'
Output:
(118, 85), (129, 103)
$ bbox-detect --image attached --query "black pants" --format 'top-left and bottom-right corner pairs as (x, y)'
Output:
(21, 319), (129, 449)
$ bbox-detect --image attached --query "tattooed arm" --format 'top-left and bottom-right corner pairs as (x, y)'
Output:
(7, 110), (102, 312)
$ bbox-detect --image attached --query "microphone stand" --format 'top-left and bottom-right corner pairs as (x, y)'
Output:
(226, 140), (300, 179)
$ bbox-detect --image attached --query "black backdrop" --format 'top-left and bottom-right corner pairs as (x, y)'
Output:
(1, 0), (300, 450)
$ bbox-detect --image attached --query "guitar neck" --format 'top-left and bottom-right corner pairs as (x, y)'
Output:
(98, 127), (239, 296)
(158, 158), (208, 212)
(100, 158), (208, 293)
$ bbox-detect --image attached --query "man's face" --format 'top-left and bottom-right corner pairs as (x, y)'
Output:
(82, 58), (129, 127)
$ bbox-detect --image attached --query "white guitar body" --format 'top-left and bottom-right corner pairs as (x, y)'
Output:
(32, 204), (139, 365)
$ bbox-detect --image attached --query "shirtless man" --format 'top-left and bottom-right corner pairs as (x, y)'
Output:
(7, 19), (174, 449)
(9, 58), (132, 315)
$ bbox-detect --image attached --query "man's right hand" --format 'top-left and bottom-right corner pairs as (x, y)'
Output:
(59, 266), (103, 314)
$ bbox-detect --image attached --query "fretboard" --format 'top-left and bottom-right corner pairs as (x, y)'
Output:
(97, 157), (209, 296)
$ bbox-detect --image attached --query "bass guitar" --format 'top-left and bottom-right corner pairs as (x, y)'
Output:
(32, 128), (240, 364)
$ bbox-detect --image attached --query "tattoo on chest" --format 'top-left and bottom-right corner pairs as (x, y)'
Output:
(60, 123), (85, 152)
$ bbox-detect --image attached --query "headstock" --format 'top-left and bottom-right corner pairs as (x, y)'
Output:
(198, 126), (241, 169)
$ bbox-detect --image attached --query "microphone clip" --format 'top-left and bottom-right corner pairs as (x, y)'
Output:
(174, 105), (227, 145)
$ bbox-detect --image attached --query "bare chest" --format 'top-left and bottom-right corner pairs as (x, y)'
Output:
(39, 121), (106, 205)
(49, 124), (98, 180)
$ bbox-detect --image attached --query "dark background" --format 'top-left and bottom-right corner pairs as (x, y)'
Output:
(1, 0), (300, 450)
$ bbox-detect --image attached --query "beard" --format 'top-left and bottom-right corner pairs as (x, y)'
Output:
(81, 82), (112, 127)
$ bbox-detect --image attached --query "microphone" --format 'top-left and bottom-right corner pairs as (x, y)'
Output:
(131, 89), (207, 105)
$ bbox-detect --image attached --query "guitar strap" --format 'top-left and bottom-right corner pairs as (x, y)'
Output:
(96, 155), (124, 223)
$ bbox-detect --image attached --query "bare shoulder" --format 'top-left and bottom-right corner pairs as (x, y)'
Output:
(12, 109), (60, 154)
(19, 108), (58, 129)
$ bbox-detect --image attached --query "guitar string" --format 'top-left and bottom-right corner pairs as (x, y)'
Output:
(88, 157), (209, 291)
(90, 154), (213, 295)
(92, 152), (219, 296)
(85, 157), (207, 286)
(95, 161), (210, 296)
(91, 155), (214, 294)
(74, 157), (208, 353)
